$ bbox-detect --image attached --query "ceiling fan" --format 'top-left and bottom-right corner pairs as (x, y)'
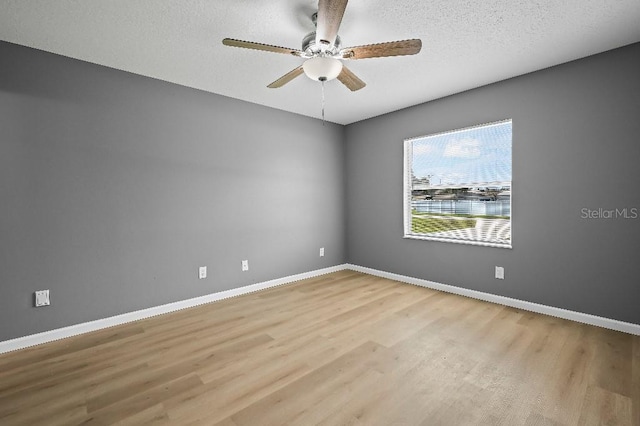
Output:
(222, 0), (422, 91)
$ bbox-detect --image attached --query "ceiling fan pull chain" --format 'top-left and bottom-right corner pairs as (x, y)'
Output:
(321, 79), (325, 125)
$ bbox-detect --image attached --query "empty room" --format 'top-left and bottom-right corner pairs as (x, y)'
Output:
(1, 1), (639, 425)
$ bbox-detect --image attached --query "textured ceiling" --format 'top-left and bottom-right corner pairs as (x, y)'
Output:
(1, 0), (639, 125)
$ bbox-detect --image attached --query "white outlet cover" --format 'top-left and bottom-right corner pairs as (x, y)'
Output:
(199, 266), (207, 279)
(319, 247), (325, 257)
(495, 266), (505, 280)
(35, 290), (50, 307)
(242, 260), (249, 271)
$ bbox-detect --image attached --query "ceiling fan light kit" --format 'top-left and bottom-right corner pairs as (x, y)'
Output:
(302, 56), (343, 82)
(222, 0), (422, 92)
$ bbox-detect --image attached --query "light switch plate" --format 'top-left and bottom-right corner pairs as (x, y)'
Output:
(35, 290), (50, 307)
(199, 266), (207, 279)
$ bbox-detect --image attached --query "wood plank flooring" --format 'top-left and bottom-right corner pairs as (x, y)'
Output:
(0, 270), (638, 425)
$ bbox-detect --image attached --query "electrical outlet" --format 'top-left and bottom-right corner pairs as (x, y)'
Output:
(242, 260), (249, 271)
(35, 290), (50, 307)
(199, 266), (207, 279)
(319, 247), (325, 257)
(495, 266), (505, 280)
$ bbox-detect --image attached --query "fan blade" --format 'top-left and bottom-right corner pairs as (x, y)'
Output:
(267, 66), (305, 88)
(222, 38), (303, 57)
(340, 39), (422, 59)
(337, 65), (365, 91)
(316, 0), (348, 48)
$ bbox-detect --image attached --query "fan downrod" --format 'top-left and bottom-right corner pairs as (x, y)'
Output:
(302, 13), (341, 56)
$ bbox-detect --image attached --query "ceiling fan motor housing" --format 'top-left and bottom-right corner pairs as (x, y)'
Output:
(302, 31), (342, 56)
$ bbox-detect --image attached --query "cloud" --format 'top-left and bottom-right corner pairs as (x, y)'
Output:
(412, 143), (434, 156)
(443, 137), (481, 158)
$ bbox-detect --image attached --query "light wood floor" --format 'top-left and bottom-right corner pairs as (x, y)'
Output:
(1, 270), (638, 425)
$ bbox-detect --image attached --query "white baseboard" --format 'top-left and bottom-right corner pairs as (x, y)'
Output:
(0, 264), (348, 354)
(2, 262), (637, 354)
(347, 264), (640, 336)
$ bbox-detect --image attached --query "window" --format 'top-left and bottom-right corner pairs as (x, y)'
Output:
(403, 119), (512, 248)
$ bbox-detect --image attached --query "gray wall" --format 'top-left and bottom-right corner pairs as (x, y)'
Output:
(345, 42), (640, 325)
(0, 41), (346, 341)
(2, 39), (639, 343)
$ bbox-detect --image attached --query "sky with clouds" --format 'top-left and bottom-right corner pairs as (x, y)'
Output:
(411, 120), (512, 188)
